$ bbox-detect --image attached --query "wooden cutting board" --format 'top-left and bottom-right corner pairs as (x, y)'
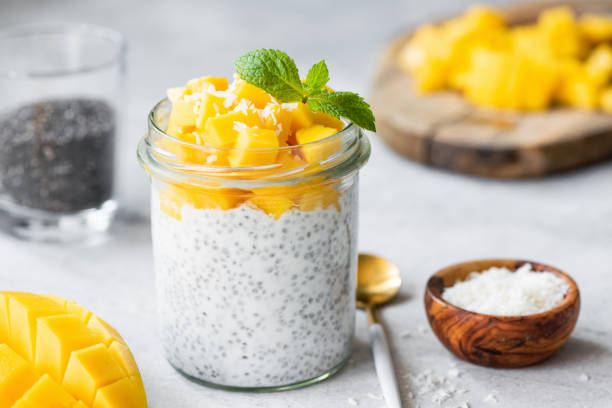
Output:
(371, 1), (612, 178)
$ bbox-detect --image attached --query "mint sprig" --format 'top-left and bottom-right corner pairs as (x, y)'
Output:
(234, 49), (376, 132)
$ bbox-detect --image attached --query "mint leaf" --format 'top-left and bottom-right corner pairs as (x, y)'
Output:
(234, 49), (376, 131)
(307, 89), (376, 132)
(304, 60), (329, 93)
(234, 49), (304, 102)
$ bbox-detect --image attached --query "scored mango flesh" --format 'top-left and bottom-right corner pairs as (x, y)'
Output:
(398, 5), (612, 112)
(0, 292), (146, 408)
(158, 75), (347, 221)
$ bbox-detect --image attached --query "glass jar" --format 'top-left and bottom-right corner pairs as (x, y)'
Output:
(138, 98), (370, 391)
(0, 23), (125, 242)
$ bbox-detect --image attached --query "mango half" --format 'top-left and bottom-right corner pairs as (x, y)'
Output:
(0, 292), (147, 408)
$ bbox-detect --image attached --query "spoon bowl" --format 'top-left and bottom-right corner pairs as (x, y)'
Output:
(357, 254), (402, 306)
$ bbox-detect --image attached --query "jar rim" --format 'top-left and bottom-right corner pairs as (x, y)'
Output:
(0, 22), (126, 79)
(138, 98), (371, 188)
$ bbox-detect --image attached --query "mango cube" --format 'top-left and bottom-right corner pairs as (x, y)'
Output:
(93, 377), (147, 408)
(87, 316), (125, 347)
(0, 294), (8, 343)
(295, 125), (341, 163)
(12, 375), (76, 408)
(585, 44), (612, 86)
(62, 344), (126, 405)
(195, 93), (228, 129)
(229, 127), (279, 168)
(109, 342), (139, 376)
(289, 102), (315, 133)
(65, 301), (92, 324)
(8, 293), (65, 361)
(233, 81), (272, 108)
(35, 315), (103, 382)
(313, 111), (344, 131)
(600, 87), (612, 113)
(262, 104), (293, 145)
(580, 14), (612, 42)
(538, 6), (585, 59)
(204, 110), (261, 147)
(0, 344), (36, 407)
(167, 100), (197, 128)
(166, 87), (188, 103)
(248, 194), (294, 219)
(187, 76), (229, 93)
(299, 186), (341, 212)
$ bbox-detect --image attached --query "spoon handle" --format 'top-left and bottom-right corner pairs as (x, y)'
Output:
(369, 323), (402, 408)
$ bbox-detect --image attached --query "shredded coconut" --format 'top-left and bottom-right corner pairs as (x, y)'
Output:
(579, 373), (590, 382)
(442, 263), (570, 316)
(483, 394), (498, 404)
(347, 397), (358, 406)
(232, 121), (248, 132)
(281, 102), (298, 110)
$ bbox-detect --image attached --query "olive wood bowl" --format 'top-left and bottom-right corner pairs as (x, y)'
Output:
(424, 259), (580, 368)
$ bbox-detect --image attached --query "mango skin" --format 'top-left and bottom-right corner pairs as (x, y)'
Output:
(0, 292), (147, 408)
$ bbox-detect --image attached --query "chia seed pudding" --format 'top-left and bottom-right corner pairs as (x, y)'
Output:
(0, 98), (115, 213)
(151, 182), (358, 388)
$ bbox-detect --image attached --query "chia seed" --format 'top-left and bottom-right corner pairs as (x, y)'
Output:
(0, 98), (115, 213)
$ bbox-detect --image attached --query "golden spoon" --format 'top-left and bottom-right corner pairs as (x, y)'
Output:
(357, 253), (403, 408)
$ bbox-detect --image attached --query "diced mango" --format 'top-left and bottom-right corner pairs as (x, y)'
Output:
(262, 104), (293, 145)
(195, 93), (229, 129)
(248, 194), (294, 219)
(0, 294), (8, 343)
(538, 6), (586, 59)
(109, 342), (139, 376)
(159, 188), (183, 221)
(289, 103), (315, 133)
(93, 377), (147, 408)
(229, 127), (279, 168)
(0, 293), (146, 408)
(166, 87), (188, 103)
(87, 316), (125, 347)
(167, 100), (197, 128)
(62, 344), (126, 405)
(233, 81), (272, 108)
(204, 110), (261, 147)
(187, 76), (229, 93)
(585, 44), (612, 86)
(0, 344), (36, 407)
(580, 14), (612, 42)
(295, 125), (341, 163)
(600, 87), (612, 113)
(313, 111), (345, 131)
(181, 186), (249, 210)
(65, 301), (92, 324)
(12, 375), (76, 408)
(8, 293), (65, 361)
(299, 185), (341, 212)
(35, 315), (103, 382)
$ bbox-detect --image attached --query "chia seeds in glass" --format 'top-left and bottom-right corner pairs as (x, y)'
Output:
(0, 23), (125, 241)
(0, 98), (115, 213)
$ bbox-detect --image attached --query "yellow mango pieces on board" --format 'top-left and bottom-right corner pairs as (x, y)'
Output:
(398, 5), (612, 112)
(0, 292), (147, 408)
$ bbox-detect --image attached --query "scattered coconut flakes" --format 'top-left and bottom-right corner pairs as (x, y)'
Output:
(233, 99), (253, 114)
(367, 393), (383, 400)
(233, 121), (248, 132)
(205, 155), (218, 164)
(347, 397), (358, 406)
(282, 102), (298, 110)
(399, 330), (412, 338)
(418, 325), (428, 334)
(579, 373), (590, 382)
(448, 368), (460, 378)
(432, 389), (451, 404)
(457, 389), (468, 394)
(459, 402), (470, 408)
(483, 394), (498, 404)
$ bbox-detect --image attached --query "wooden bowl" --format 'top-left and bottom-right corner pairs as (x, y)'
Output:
(424, 259), (580, 368)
